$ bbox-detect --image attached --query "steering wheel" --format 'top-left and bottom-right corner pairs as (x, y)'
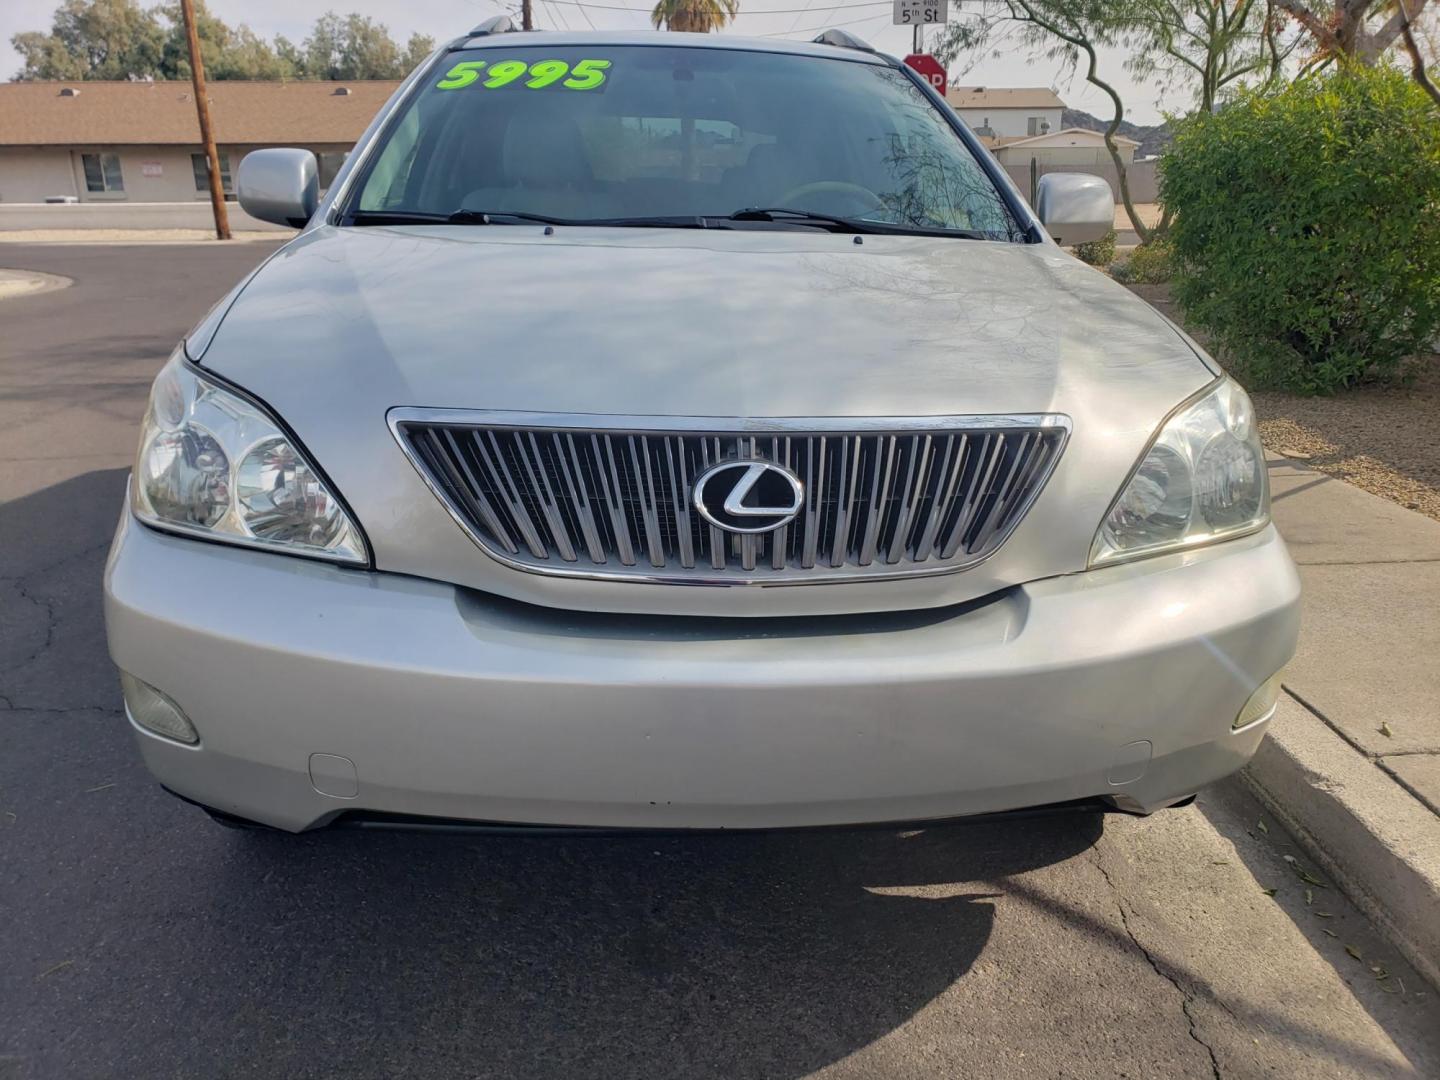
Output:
(777, 181), (884, 215)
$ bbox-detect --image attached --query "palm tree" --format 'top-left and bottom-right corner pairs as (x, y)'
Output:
(649, 0), (738, 179)
(650, 0), (738, 32)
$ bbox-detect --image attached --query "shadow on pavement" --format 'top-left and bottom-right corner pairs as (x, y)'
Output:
(2, 469), (131, 715)
(3, 467), (1104, 1079)
(49, 813), (1105, 1079)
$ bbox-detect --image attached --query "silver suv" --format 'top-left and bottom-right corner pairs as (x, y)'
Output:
(104, 24), (1299, 832)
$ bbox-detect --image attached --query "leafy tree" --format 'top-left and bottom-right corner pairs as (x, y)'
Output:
(1274, 0), (1431, 61)
(1161, 65), (1440, 391)
(936, 1), (1159, 240)
(11, 0), (165, 80)
(402, 33), (436, 72)
(275, 34), (306, 76)
(650, 0), (740, 32)
(296, 11), (433, 79)
(215, 24), (299, 80)
(938, 0), (1307, 240)
(9, 1), (434, 81)
(153, 0), (293, 80)
(1126, 0), (1299, 114)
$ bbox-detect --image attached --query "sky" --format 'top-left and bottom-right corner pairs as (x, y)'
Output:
(0, 0), (1172, 123)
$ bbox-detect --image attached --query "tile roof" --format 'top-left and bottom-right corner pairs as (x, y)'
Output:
(974, 134), (1030, 148)
(1000, 127), (1140, 148)
(0, 80), (402, 146)
(945, 86), (1066, 110)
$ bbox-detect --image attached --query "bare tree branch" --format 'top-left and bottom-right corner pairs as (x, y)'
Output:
(1397, 0), (1440, 104)
(1005, 0), (1154, 240)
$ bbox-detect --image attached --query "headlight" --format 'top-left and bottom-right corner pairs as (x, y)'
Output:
(1090, 378), (1268, 567)
(132, 350), (368, 565)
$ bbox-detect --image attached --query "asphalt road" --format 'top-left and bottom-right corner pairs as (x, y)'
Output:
(3, 242), (1440, 1080)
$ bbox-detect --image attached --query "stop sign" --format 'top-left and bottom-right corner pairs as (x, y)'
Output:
(904, 54), (947, 95)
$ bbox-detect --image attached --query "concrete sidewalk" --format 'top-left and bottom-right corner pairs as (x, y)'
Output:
(0, 201), (290, 232)
(1247, 455), (1440, 987)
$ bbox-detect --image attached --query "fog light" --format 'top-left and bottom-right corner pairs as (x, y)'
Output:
(120, 672), (199, 745)
(1234, 672), (1283, 731)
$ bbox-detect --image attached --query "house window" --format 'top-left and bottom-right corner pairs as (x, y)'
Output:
(191, 153), (234, 197)
(81, 153), (124, 193)
(317, 151), (350, 190)
(1027, 116), (1049, 136)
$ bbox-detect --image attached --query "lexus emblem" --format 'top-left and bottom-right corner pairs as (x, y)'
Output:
(693, 460), (804, 534)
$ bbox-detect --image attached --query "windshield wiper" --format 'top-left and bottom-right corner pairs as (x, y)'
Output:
(724, 207), (879, 233)
(448, 210), (570, 225)
(347, 209), (569, 227)
(349, 209), (710, 229)
(350, 207), (985, 237)
(348, 210), (450, 226)
(724, 207), (989, 240)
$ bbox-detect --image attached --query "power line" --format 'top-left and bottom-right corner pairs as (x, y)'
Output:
(573, 0), (600, 30)
(785, 0), (823, 35)
(760, 9), (894, 37)
(543, 0), (574, 30)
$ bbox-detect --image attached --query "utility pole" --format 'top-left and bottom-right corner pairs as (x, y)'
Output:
(521, 0), (533, 31)
(180, 0), (230, 240)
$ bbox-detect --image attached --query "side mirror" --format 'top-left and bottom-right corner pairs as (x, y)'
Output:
(1034, 173), (1114, 247)
(237, 148), (319, 228)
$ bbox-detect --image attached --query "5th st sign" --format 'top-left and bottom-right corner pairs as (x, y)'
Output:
(893, 0), (948, 25)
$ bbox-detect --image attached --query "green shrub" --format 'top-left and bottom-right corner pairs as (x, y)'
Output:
(1072, 228), (1116, 266)
(1159, 66), (1440, 393)
(1111, 241), (1173, 284)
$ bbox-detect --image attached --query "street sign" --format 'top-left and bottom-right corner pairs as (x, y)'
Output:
(904, 53), (947, 95)
(894, 0), (948, 26)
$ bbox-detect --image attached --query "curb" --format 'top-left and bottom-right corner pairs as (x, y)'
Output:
(0, 232), (290, 246)
(1243, 693), (1440, 991)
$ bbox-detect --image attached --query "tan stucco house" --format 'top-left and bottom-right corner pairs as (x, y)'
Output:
(944, 85), (1066, 141)
(0, 79), (401, 204)
(990, 127), (1140, 168)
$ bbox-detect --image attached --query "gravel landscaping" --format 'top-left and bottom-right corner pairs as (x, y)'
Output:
(1253, 363), (1440, 522)
(1121, 281), (1440, 523)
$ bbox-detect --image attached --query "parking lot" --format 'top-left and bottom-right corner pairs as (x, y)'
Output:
(4, 242), (1440, 1079)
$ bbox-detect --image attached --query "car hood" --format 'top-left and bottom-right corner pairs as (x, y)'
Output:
(198, 224), (1216, 616)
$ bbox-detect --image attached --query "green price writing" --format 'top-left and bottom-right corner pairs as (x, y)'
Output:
(436, 58), (612, 91)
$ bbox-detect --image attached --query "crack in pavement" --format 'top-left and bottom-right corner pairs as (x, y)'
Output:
(2, 541), (114, 708)
(4, 579), (57, 672)
(0, 538), (113, 586)
(1088, 845), (1225, 1080)
(1, 705), (123, 717)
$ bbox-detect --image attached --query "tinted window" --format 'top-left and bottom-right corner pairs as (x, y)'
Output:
(353, 46), (1019, 239)
(317, 150), (350, 189)
(82, 152), (124, 193)
(191, 152), (234, 195)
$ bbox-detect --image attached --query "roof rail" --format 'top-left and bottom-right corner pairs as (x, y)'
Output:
(812, 29), (876, 52)
(469, 15), (520, 35)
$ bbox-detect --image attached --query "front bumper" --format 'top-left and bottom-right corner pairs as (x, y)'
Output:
(105, 511), (1300, 832)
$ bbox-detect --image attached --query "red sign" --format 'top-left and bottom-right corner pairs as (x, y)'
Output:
(904, 54), (947, 96)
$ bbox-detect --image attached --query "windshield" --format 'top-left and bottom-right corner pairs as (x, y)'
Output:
(350, 45), (1021, 239)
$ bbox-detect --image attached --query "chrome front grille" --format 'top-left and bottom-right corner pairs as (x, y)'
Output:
(390, 411), (1069, 584)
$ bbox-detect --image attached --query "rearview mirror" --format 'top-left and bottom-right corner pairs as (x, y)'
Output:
(1034, 173), (1114, 247)
(237, 148), (319, 229)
